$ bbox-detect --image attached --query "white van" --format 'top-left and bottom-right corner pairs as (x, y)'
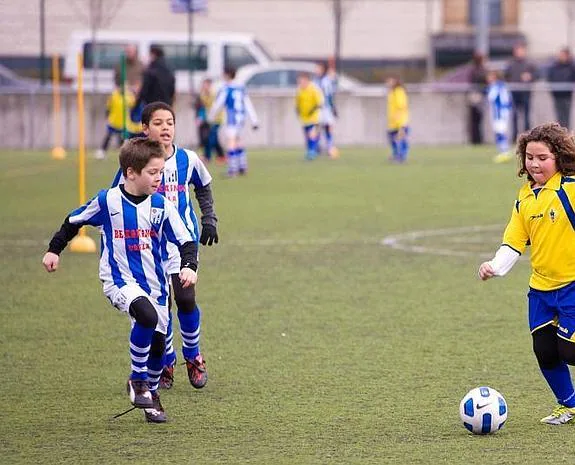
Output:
(63, 30), (275, 92)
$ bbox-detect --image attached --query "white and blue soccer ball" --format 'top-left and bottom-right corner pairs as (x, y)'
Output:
(459, 386), (508, 434)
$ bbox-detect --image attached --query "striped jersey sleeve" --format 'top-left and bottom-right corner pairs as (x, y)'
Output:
(69, 191), (106, 226)
(185, 149), (212, 188)
(162, 197), (196, 245)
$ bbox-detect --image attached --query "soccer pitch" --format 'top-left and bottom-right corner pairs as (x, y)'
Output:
(3, 146), (575, 464)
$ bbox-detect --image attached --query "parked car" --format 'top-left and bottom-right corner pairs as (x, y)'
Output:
(64, 30), (275, 92)
(233, 61), (362, 91)
(0, 64), (44, 90)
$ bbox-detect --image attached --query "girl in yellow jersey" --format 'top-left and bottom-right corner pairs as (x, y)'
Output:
(479, 123), (575, 425)
(386, 76), (409, 163)
(295, 72), (324, 160)
(95, 85), (142, 159)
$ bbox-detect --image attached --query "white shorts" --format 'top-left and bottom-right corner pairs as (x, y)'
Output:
(224, 124), (243, 140)
(103, 283), (169, 334)
(319, 107), (335, 126)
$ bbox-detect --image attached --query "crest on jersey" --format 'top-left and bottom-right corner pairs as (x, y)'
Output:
(150, 207), (164, 225)
(550, 208), (557, 223)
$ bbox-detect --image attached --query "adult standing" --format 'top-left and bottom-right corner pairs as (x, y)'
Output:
(504, 42), (539, 142)
(114, 44), (144, 93)
(134, 44), (175, 109)
(467, 52), (487, 145)
(547, 47), (575, 129)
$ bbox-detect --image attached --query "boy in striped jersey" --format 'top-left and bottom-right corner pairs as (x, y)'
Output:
(42, 138), (198, 423)
(113, 102), (218, 392)
(486, 70), (513, 164)
(209, 68), (259, 177)
(315, 62), (339, 159)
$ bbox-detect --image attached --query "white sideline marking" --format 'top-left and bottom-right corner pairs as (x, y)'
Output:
(380, 224), (503, 258)
(1, 224), (505, 259)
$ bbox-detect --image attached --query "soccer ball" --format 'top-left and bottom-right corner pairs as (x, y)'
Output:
(459, 386), (508, 434)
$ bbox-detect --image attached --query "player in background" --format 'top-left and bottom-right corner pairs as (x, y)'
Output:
(315, 62), (339, 159)
(295, 72), (324, 160)
(195, 78), (226, 165)
(112, 102), (218, 393)
(43, 138), (198, 423)
(478, 122), (575, 425)
(386, 75), (410, 164)
(209, 68), (259, 177)
(487, 70), (513, 164)
(95, 84), (142, 159)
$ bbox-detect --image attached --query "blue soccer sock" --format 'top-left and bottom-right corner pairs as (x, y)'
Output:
(238, 147), (247, 172)
(178, 306), (201, 361)
(227, 149), (240, 175)
(399, 137), (409, 162)
(324, 125), (333, 150)
(541, 363), (575, 407)
(147, 351), (163, 395)
(129, 322), (155, 381)
(163, 311), (176, 368)
(495, 132), (510, 153)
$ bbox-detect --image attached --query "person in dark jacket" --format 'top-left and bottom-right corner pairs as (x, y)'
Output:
(547, 47), (575, 129)
(134, 45), (175, 110)
(504, 42), (539, 142)
(467, 51), (487, 145)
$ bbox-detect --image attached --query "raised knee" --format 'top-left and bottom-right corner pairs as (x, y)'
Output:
(128, 296), (158, 329)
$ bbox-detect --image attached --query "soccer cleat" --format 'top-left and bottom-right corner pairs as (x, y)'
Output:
(126, 379), (154, 408)
(328, 147), (340, 159)
(94, 149), (106, 160)
(158, 365), (174, 390)
(540, 405), (575, 425)
(144, 392), (167, 423)
(493, 152), (513, 164)
(186, 354), (208, 389)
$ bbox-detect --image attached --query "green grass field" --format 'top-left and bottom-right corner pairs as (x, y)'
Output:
(3, 146), (575, 464)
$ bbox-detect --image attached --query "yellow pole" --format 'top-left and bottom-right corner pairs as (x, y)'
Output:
(70, 52), (96, 253)
(51, 55), (66, 160)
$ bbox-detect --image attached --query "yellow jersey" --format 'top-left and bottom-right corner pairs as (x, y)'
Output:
(295, 83), (323, 126)
(199, 90), (224, 124)
(387, 86), (409, 130)
(106, 88), (142, 134)
(502, 172), (575, 290)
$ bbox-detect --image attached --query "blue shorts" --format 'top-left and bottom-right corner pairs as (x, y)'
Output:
(528, 281), (575, 340)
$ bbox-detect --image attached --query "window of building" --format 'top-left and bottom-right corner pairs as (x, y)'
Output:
(468, 0), (503, 26)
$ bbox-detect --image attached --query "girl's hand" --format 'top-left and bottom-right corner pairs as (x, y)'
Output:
(478, 262), (495, 281)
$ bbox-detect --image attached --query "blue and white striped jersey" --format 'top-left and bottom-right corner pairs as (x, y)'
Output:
(69, 187), (194, 306)
(317, 74), (336, 110)
(487, 80), (512, 122)
(113, 145), (212, 243)
(209, 83), (258, 127)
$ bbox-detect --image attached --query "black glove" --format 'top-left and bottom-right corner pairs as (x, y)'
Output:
(199, 224), (219, 246)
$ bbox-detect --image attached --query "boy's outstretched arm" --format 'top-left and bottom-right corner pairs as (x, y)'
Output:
(42, 216), (82, 272)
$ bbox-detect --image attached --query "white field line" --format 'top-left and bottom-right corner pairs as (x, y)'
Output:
(1, 224), (505, 259)
(380, 224), (504, 258)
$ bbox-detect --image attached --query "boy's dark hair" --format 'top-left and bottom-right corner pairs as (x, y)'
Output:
(141, 102), (176, 126)
(516, 122), (575, 181)
(119, 137), (164, 176)
(150, 44), (165, 59)
(224, 67), (236, 79)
